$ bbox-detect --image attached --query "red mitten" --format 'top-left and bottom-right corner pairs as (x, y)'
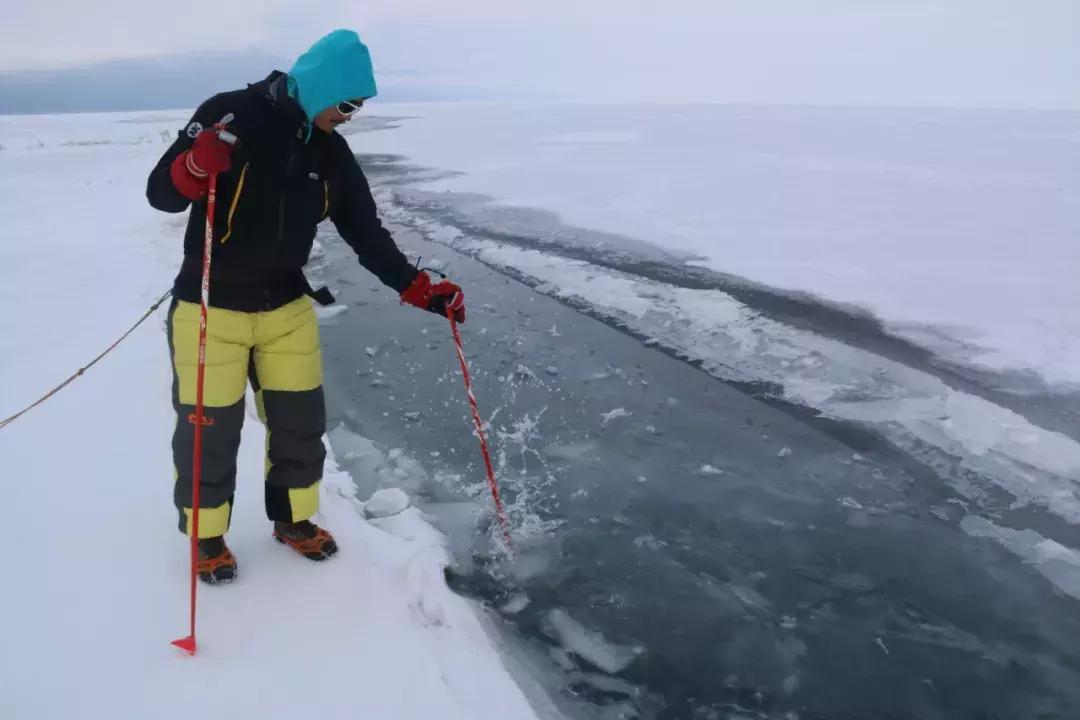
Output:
(400, 272), (466, 323)
(169, 129), (234, 200)
(431, 280), (466, 322)
(189, 129), (233, 175)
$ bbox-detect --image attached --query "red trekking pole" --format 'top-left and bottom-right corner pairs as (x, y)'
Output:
(172, 117), (237, 656)
(446, 311), (513, 551)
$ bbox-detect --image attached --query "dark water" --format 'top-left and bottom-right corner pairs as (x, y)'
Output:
(310, 157), (1080, 719)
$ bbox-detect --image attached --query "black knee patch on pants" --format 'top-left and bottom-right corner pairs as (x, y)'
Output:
(171, 399), (246, 532)
(261, 387), (326, 522)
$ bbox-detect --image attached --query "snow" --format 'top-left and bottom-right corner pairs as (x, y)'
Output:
(354, 103), (1080, 387)
(0, 112), (541, 719)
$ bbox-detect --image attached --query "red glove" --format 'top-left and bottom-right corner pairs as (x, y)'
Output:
(400, 272), (466, 322)
(169, 129), (234, 201)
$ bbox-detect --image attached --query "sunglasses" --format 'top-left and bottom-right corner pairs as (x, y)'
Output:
(335, 99), (365, 116)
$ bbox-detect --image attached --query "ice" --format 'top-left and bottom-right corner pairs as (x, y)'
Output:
(633, 534), (666, 550)
(961, 516), (1080, 601)
(327, 423), (386, 480)
(545, 608), (644, 674)
(544, 440), (599, 461)
(507, 550), (557, 582)
(499, 593), (531, 615)
(353, 445), (426, 493)
(513, 364), (538, 381)
(731, 585), (772, 611)
(548, 647), (576, 672)
(593, 701), (643, 720)
(364, 488), (411, 519)
(354, 104), (1080, 388)
(600, 407), (631, 426)
(462, 240), (1080, 526)
(572, 671), (642, 697)
(12, 100), (1076, 719)
(314, 304), (348, 322)
(699, 465), (724, 475)
(541, 130), (642, 145)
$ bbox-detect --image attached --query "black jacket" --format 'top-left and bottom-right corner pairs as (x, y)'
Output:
(147, 71), (418, 312)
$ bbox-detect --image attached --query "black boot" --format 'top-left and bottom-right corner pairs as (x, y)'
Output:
(273, 520), (339, 561)
(196, 536), (237, 585)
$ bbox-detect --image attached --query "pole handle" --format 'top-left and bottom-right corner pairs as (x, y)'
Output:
(214, 113), (238, 147)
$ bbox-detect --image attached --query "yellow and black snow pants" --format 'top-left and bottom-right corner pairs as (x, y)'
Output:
(167, 297), (326, 538)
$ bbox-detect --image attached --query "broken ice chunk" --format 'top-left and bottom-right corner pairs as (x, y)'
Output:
(600, 407), (631, 426)
(314, 304), (347, 322)
(546, 608), (643, 674)
(513, 364), (537, 381)
(364, 488), (410, 519)
(498, 593), (531, 615)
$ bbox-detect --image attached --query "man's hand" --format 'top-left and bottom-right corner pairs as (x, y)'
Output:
(169, 129), (235, 200)
(400, 272), (466, 323)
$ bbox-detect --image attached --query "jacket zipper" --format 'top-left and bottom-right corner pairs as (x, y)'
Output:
(268, 139), (299, 310)
(274, 197), (286, 248)
(275, 140), (298, 249)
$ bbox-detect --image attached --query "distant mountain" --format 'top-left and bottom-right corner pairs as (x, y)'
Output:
(0, 51), (488, 114)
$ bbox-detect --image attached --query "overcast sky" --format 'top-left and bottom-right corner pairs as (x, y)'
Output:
(3, 0), (1079, 108)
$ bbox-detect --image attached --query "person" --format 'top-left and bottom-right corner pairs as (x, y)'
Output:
(146, 29), (466, 584)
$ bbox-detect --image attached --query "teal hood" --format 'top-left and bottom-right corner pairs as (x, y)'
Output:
(288, 29), (378, 123)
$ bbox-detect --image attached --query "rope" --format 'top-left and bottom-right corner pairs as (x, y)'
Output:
(0, 289), (173, 432)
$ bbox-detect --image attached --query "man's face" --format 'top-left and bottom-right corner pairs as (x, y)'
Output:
(313, 98), (365, 133)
